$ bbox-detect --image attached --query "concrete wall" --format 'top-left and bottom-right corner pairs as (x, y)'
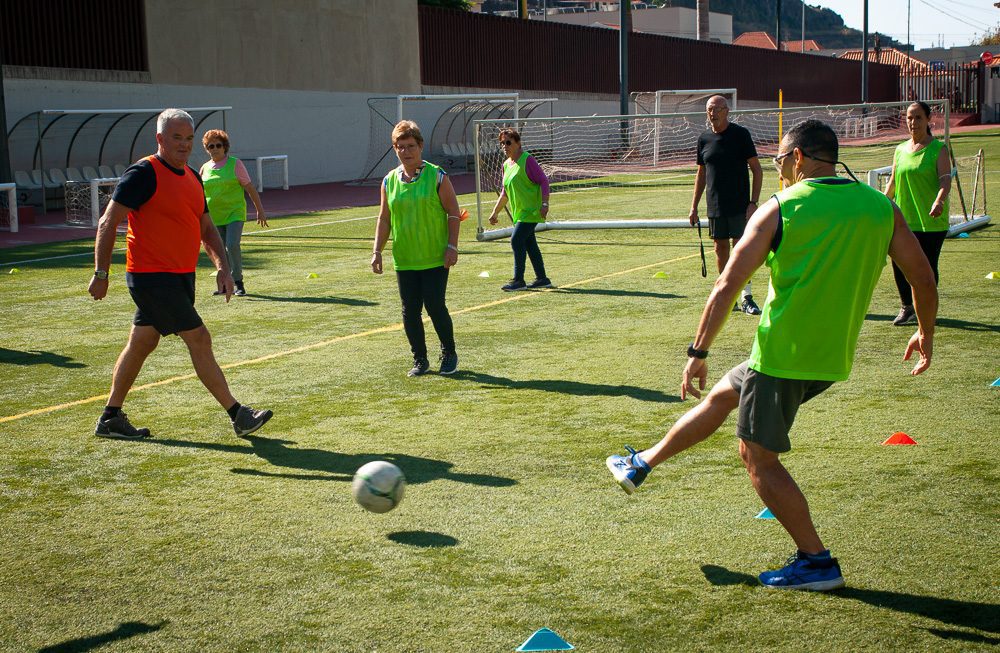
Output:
(144, 0), (420, 94)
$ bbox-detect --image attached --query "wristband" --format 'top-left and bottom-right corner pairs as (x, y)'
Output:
(446, 244), (459, 252)
(372, 250), (382, 255)
(94, 269), (109, 280)
(687, 343), (709, 359)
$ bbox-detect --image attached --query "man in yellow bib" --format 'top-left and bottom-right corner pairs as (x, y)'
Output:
(607, 120), (937, 591)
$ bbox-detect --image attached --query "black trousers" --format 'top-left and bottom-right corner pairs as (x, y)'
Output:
(892, 230), (947, 307)
(396, 266), (455, 359)
(511, 221), (546, 281)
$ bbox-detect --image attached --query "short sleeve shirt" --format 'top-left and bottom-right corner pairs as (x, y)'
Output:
(696, 122), (758, 218)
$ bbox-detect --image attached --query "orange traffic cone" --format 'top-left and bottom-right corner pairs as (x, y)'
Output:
(882, 432), (917, 445)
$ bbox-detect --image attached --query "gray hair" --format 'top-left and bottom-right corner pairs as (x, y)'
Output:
(157, 108), (194, 134)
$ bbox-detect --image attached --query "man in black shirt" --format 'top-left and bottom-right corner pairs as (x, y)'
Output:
(688, 95), (764, 315)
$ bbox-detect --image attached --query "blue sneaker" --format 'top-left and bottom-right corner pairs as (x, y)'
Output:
(605, 446), (651, 495)
(759, 550), (845, 591)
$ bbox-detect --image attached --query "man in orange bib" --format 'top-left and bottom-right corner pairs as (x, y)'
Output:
(88, 109), (272, 440)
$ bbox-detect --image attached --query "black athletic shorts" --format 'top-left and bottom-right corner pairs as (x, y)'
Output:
(708, 213), (747, 240)
(727, 361), (834, 454)
(127, 272), (203, 336)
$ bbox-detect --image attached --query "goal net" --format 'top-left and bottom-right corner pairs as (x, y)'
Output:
(0, 183), (17, 233)
(632, 88), (738, 114)
(65, 179), (117, 227)
(869, 148), (990, 237)
(474, 100), (951, 241)
(357, 94), (560, 183)
(242, 155), (289, 193)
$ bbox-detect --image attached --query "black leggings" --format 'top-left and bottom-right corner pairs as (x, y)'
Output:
(892, 230), (947, 307)
(396, 266), (455, 359)
(511, 221), (547, 281)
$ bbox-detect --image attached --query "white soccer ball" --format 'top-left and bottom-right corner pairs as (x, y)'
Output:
(352, 461), (405, 513)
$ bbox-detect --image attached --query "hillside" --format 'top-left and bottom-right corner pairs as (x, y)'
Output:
(651, 0), (902, 50)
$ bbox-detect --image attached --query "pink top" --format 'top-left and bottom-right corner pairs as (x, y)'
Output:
(498, 154), (550, 199)
(206, 156), (252, 185)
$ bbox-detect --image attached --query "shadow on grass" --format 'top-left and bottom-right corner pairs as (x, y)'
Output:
(0, 347), (86, 369)
(244, 294), (377, 306)
(701, 565), (1000, 633)
(550, 287), (683, 300)
(925, 628), (1000, 646)
(449, 370), (681, 403)
(865, 313), (1000, 333)
(39, 620), (166, 653)
(145, 436), (515, 487)
(387, 530), (459, 548)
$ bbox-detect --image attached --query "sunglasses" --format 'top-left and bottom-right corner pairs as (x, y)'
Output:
(499, 140), (513, 146)
(206, 143), (225, 150)
(772, 149), (860, 182)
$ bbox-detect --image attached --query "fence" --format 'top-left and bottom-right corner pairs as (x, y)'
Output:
(901, 62), (985, 116)
(419, 7), (899, 105)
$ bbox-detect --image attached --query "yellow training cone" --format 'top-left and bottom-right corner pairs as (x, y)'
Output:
(307, 272), (319, 279)
(987, 272), (999, 280)
(653, 271), (668, 279)
(8, 268), (19, 274)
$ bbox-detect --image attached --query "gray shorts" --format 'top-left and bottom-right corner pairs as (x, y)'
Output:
(727, 361), (834, 454)
(708, 214), (747, 240)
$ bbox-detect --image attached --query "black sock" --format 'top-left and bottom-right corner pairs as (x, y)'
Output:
(101, 406), (121, 421)
(227, 402), (242, 420)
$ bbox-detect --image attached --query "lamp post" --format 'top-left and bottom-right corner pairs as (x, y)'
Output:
(861, 0), (869, 103)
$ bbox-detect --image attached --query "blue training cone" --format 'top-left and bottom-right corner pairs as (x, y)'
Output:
(992, 377), (1000, 387)
(516, 628), (575, 652)
(755, 507), (776, 520)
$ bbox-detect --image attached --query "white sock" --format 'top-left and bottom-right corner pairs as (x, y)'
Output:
(743, 283), (752, 299)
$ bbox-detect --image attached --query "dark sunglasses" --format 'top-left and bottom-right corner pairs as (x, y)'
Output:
(206, 143), (225, 150)
(499, 140), (513, 146)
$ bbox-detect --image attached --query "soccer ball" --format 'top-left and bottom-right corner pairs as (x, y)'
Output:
(352, 461), (405, 513)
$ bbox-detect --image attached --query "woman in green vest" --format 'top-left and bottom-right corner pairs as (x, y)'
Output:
(371, 121), (462, 377)
(487, 128), (552, 292)
(200, 130), (268, 296)
(884, 101), (952, 326)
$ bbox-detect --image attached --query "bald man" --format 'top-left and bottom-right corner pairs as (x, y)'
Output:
(688, 95), (764, 315)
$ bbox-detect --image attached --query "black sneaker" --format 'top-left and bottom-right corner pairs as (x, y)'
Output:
(527, 277), (552, 289)
(408, 357), (430, 377)
(212, 289), (224, 296)
(892, 305), (916, 326)
(438, 351), (459, 375)
(95, 412), (152, 440)
(740, 295), (762, 315)
(232, 405), (273, 437)
(234, 280), (246, 297)
(501, 279), (527, 292)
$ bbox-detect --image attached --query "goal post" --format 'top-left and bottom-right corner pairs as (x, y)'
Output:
(0, 183), (17, 233)
(243, 155), (289, 193)
(65, 178), (118, 227)
(474, 100), (951, 241)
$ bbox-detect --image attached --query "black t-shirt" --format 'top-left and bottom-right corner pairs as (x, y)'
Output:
(696, 123), (758, 218)
(112, 155), (209, 288)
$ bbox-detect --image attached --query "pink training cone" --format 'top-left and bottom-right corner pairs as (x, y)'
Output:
(882, 432), (917, 445)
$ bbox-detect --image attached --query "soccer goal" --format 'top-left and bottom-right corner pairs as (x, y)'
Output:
(65, 178), (117, 227)
(868, 148), (991, 237)
(242, 155), (289, 193)
(632, 88), (737, 167)
(358, 93), (526, 183)
(0, 183), (17, 233)
(473, 100), (951, 241)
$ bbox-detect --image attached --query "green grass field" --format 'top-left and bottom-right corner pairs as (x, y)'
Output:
(1, 130), (998, 652)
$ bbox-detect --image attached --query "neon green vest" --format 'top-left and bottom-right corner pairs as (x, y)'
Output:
(892, 139), (948, 233)
(200, 156), (246, 227)
(384, 162), (447, 271)
(502, 152), (543, 224)
(748, 179), (894, 381)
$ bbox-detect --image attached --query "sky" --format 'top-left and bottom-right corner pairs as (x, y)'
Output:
(807, 0), (997, 50)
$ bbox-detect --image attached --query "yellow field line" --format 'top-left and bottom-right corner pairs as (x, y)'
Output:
(0, 253), (696, 424)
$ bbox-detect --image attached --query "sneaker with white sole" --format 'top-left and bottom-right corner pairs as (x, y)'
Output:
(740, 295), (762, 315)
(892, 304), (916, 326)
(95, 412), (152, 440)
(605, 446), (651, 495)
(438, 351), (458, 375)
(758, 550), (846, 591)
(232, 405), (273, 437)
(501, 279), (527, 292)
(527, 277), (552, 289)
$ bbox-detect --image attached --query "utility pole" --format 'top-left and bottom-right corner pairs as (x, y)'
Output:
(906, 0), (911, 100)
(861, 0), (869, 103)
(0, 35), (11, 185)
(620, 1), (631, 117)
(775, 0), (782, 50)
(800, 3), (805, 52)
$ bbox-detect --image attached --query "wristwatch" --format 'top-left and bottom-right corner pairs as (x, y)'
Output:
(93, 269), (109, 280)
(687, 343), (709, 359)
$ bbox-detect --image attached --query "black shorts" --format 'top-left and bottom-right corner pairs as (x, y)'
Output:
(127, 272), (203, 336)
(727, 361), (834, 454)
(708, 214), (747, 240)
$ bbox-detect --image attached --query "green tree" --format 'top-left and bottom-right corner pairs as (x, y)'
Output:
(418, 0), (472, 9)
(976, 23), (1000, 46)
